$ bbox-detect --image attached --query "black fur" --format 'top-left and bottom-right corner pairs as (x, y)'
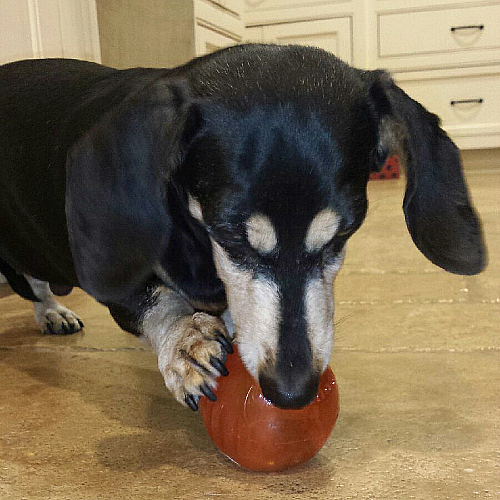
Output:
(0, 259), (40, 302)
(0, 44), (486, 407)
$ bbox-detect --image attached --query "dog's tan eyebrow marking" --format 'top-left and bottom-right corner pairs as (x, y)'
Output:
(187, 194), (203, 223)
(246, 213), (278, 254)
(305, 208), (341, 252)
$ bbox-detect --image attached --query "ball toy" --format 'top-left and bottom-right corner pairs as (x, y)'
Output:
(199, 345), (339, 472)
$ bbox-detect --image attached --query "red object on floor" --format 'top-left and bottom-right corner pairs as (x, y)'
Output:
(370, 155), (401, 180)
(199, 345), (340, 472)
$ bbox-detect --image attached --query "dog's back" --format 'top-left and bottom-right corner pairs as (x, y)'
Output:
(0, 59), (166, 284)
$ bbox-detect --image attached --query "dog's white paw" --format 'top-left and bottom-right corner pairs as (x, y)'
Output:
(158, 312), (233, 410)
(34, 301), (84, 334)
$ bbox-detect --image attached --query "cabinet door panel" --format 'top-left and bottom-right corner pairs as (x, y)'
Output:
(260, 18), (352, 64)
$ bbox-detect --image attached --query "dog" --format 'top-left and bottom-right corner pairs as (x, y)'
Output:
(0, 44), (486, 411)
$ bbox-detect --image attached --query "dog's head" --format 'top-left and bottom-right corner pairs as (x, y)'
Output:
(66, 45), (486, 408)
(179, 100), (368, 409)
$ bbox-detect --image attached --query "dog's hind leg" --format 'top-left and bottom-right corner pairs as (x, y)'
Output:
(25, 276), (84, 334)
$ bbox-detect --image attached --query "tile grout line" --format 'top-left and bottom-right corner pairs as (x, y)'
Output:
(340, 269), (444, 275)
(337, 298), (500, 306)
(0, 345), (149, 353)
(333, 346), (500, 354)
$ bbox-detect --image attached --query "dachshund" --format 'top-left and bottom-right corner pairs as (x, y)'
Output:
(0, 44), (486, 410)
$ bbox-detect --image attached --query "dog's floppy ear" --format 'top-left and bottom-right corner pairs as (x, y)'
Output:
(66, 81), (199, 302)
(366, 71), (486, 275)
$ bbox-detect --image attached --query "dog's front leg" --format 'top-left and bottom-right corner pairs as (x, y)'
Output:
(109, 285), (232, 410)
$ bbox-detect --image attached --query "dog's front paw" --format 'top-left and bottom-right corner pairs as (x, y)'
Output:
(158, 312), (233, 410)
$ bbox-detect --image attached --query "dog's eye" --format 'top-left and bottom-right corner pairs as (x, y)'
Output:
(335, 219), (361, 239)
(326, 234), (348, 250)
(330, 227), (352, 242)
(213, 235), (242, 248)
(207, 227), (245, 249)
(322, 228), (353, 256)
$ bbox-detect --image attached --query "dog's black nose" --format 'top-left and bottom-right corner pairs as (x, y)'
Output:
(258, 370), (321, 409)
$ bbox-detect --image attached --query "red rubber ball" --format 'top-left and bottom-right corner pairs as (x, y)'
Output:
(200, 345), (339, 472)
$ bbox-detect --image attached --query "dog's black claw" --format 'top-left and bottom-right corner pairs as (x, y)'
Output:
(77, 319), (84, 329)
(210, 356), (229, 377)
(46, 323), (55, 334)
(62, 322), (70, 334)
(200, 383), (217, 402)
(216, 332), (233, 354)
(185, 394), (199, 411)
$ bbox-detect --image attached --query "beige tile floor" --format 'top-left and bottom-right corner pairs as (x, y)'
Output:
(0, 164), (499, 500)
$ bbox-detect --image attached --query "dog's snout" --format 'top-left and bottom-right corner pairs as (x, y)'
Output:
(258, 369), (321, 410)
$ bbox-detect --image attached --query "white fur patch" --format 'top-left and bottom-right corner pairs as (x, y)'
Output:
(24, 276), (83, 334)
(141, 286), (229, 405)
(304, 249), (345, 370)
(141, 286), (194, 353)
(187, 194), (203, 222)
(305, 208), (341, 252)
(211, 239), (280, 377)
(246, 213), (278, 254)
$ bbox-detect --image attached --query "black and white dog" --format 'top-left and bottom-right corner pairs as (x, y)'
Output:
(0, 44), (485, 410)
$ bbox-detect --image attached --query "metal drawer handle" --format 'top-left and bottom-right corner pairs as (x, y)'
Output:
(450, 98), (484, 106)
(450, 24), (484, 32)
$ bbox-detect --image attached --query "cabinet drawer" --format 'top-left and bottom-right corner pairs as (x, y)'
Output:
(194, 0), (242, 57)
(398, 72), (500, 144)
(194, 0), (244, 40)
(378, 4), (500, 70)
(379, 4), (500, 57)
(208, 0), (242, 17)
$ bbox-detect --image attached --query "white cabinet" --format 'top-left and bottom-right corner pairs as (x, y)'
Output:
(0, 0), (101, 64)
(245, 0), (500, 149)
(245, 0), (355, 64)
(375, 3), (500, 72)
(398, 68), (500, 149)
(247, 17), (352, 64)
(368, 0), (500, 149)
(196, 24), (240, 55)
(194, 0), (244, 55)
